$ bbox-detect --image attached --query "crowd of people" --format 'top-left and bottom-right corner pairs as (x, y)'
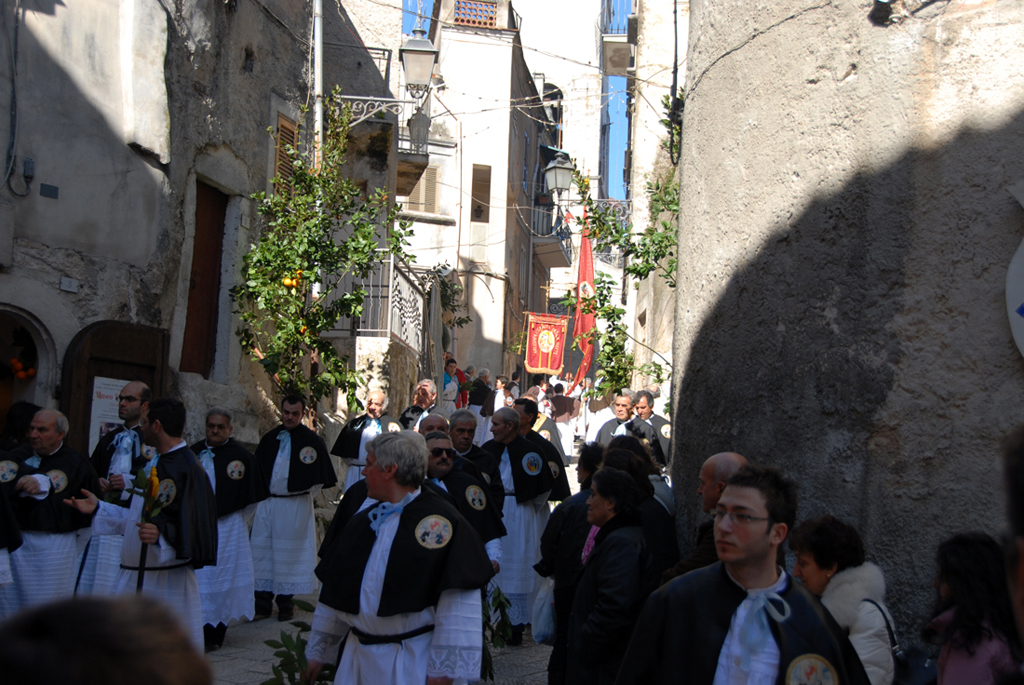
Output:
(1, 367), (1024, 685)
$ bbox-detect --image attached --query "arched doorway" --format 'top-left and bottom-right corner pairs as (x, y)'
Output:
(0, 306), (56, 437)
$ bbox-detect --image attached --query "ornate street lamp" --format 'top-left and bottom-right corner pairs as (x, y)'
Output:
(400, 28), (438, 100)
(543, 152), (575, 197)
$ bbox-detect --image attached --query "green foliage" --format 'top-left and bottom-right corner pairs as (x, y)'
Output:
(430, 264), (472, 328)
(482, 586), (513, 681)
(659, 88), (684, 158)
(260, 600), (335, 685)
(231, 87), (414, 408)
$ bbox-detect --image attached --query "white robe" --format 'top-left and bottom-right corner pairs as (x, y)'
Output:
(93, 496), (204, 650)
(196, 507), (257, 626)
(342, 422), (381, 491)
(251, 446), (320, 596)
(306, 490), (482, 684)
(490, 448), (549, 626)
(0, 531), (79, 618)
(75, 530), (123, 596)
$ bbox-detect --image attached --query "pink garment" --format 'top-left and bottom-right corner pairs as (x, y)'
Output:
(927, 608), (1021, 685)
(580, 525), (600, 564)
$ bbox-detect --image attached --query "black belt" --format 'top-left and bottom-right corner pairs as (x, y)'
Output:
(271, 492), (310, 498)
(505, 491), (515, 496)
(351, 624), (434, 645)
(120, 560), (191, 571)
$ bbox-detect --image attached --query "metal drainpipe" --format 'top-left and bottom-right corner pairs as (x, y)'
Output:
(313, 0), (323, 160)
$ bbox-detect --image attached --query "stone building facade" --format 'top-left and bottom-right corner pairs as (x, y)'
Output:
(672, 0), (1024, 639)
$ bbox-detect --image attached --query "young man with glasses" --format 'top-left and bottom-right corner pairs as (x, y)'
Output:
(615, 464), (870, 685)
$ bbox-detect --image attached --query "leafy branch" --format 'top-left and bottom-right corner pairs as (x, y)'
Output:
(231, 87), (415, 407)
(260, 600), (334, 685)
(482, 587), (513, 681)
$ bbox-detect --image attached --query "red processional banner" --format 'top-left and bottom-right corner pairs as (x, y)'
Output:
(524, 312), (569, 375)
(565, 212), (595, 395)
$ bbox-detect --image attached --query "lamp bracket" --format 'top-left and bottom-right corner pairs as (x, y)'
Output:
(336, 96), (419, 127)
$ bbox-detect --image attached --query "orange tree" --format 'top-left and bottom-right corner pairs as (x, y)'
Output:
(231, 87), (413, 407)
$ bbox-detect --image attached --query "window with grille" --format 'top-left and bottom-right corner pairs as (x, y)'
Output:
(406, 166), (438, 214)
(274, 113), (297, 194)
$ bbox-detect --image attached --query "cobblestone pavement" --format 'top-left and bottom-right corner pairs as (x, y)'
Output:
(211, 443), (580, 684)
(209, 601), (552, 684)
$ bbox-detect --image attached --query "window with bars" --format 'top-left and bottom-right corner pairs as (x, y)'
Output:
(274, 113), (297, 194)
(406, 166), (438, 214)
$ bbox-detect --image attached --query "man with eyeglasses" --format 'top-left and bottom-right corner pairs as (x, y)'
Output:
(79, 381), (152, 595)
(616, 464), (869, 685)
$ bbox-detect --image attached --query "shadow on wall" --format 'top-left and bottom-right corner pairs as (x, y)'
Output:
(672, 107), (1024, 642)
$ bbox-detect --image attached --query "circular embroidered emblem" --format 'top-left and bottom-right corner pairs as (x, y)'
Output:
(415, 515), (453, 549)
(661, 424), (671, 439)
(548, 461), (560, 481)
(466, 485), (487, 510)
(47, 470), (68, 493)
(157, 479), (177, 505)
(388, 423), (401, 433)
(785, 654), (837, 685)
(504, 395), (514, 407)
(227, 460), (246, 480)
(0, 460), (18, 482)
(522, 452), (542, 476)
(299, 446), (318, 464)
(540, 429), (551, 441)
(538, 330), (556, 353)
(482, 472), (491, 484)
(579, 280), (594, 298)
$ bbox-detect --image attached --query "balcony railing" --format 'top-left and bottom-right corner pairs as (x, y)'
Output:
(602, 0), (631, 34)
(333, 251), (425, 353)
(397, 100), (430, 155)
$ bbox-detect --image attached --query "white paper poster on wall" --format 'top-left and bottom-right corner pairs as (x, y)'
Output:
(88, 377), (128, 455)
(1006, 181), (1024, 361)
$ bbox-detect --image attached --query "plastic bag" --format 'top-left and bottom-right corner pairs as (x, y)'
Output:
(531, 577), (556, 645)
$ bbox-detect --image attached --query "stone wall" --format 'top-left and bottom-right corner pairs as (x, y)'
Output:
(672, 0), (1024, 642)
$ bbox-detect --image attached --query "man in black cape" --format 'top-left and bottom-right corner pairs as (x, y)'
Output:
(191, 407), (270, 651)
(634, 390), (671, 465)
(513, 398), (572, 502)
(614, 464), (869, 685)
(251, 394), (337, 621)
(304, 431), (494, 683)
(331, 389), (402, 492)
(398, 379), (449, 430)
(449, 409), (503, 512)
(0, 409), (98, 617)
(596, 394), (666, 466)
(65, 397), (218, 651)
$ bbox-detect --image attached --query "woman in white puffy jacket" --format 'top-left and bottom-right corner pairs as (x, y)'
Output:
(790, 515), (896, 685)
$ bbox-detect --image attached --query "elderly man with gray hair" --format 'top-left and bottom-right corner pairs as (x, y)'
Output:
(0, 409), (99, 618)
(399, 379), (449, 431)
(305, 431), (494, 683)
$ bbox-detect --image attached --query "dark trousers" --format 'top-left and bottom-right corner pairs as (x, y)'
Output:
(204, 622), (228, 650)
(255, 591), (294, 615)
(547, 584), (576, 685)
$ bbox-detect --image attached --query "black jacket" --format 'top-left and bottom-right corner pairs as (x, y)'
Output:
(638, 496), (680, 578)
(566, 512), (659, 685)
(535, 489), (591, 589)
(457, 444), (504, 513)
(614, 562), (871, 685)
(330, 414), (402, 462)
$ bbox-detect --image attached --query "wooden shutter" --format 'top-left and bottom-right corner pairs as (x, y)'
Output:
(275, 113), (297, 194)
(408, 167), (438, 213)
(180, 181), (228, 379)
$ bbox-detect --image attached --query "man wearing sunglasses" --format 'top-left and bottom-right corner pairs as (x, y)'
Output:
(616, 464), (869, 685)
(424, 432), (505, 573)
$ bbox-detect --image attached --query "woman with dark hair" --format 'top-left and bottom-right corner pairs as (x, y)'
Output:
(923, 532), (1023, 685)
(602, 449), (679, 576)
(608, 435), (673, 515)
(789, 516), (894, 685)
(565, 468), (658, 685)
(536, 442), (604, 685)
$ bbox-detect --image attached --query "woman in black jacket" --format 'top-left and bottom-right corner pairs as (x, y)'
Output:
(566, 468), (659, 685)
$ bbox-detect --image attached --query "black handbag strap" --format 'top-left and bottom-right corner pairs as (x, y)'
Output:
(863, 598), (901, 656)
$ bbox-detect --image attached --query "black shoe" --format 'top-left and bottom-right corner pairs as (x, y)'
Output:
(277, 608), (295, 622)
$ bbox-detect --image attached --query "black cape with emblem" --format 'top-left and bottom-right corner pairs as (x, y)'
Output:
(646, 414), (671, 464)
(532, 415), (567, 464)
(317, 479), (454, 563)
(436, 468), (506, 544)
(147, 445), (219, 569)
(189, 438), (269, 518)
(316, 487), (495, 616)
(255, 424), (337, 493)
(524, 430), (572, 502)
(457, 444), (503, 513)
(613, 562), (871, 685)
(330, 414), (402, 461)
(480, 436), (555, 505)
(596, 417), (666, 466)
(6, 444), (99, 533)
(0, 450), (22, 553)
(90, 424), (148, 486)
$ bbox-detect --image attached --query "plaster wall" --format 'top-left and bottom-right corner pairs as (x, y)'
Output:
(673, 0), (1024, 640)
